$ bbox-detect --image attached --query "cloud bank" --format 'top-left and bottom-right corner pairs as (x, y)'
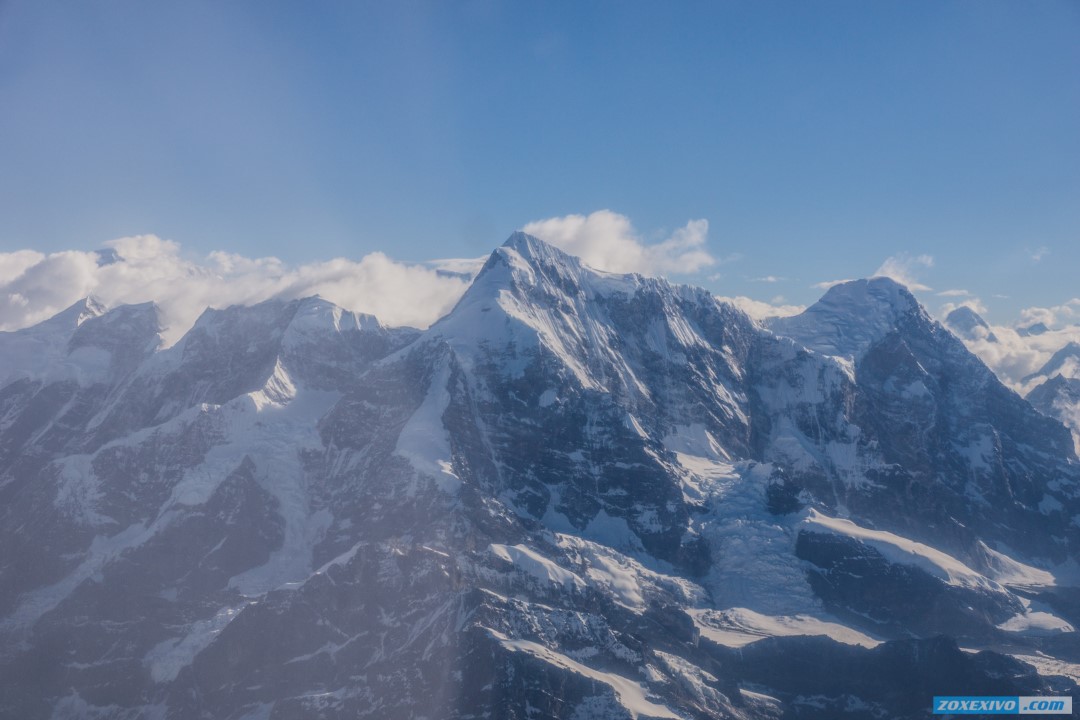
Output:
(0, 236), (473, 345)
(0, 211), (724, 346)
(7, 221), (1072, 398)
(939, 295), (1080, 392)
(521, 210), (715, 275)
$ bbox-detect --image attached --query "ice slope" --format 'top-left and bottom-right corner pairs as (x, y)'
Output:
(801, 509), (999, 590)
(690, 607), (881, 649)
(488, 629), (682, 719)
(0, 297), (160, 388)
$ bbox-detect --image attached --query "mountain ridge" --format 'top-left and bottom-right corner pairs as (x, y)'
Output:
(1, 233), (1077, 719)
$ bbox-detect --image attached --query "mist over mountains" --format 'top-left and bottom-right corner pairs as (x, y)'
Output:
(1, 234), (1078, 719)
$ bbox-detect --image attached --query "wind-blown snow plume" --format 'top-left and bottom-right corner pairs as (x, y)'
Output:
(0, 236), (472, 345)
(873, 253), (934, 291)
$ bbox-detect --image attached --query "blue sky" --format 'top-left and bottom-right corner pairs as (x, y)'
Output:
(0, 0), (1077, 322)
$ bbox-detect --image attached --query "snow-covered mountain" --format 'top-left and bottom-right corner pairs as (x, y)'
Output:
(1026, 343), (1080, 456)
(1, 233), (1078, 719)
(944, 305), (997, 343)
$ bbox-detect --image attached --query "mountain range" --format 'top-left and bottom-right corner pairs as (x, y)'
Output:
(1, 233), (1078, 719)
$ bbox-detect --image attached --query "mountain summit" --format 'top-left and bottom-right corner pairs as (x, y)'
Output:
(1, 235), (1077, 719)
(769, 276), (922, 360)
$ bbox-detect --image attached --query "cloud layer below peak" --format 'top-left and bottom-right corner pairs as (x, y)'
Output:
(1, 211), (723, 346)
(0, 236), (473, 346)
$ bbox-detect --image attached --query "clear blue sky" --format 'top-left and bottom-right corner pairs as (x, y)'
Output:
(1, 1), (1077, 319)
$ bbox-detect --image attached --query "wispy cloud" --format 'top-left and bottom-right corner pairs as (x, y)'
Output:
(873, 253), (934, 291)
(1030, 246), (1050, 262)
(751, 275), (783, 283)
(937, 289), (970, 297)
(425, 256), (488, 279)
(521, 210), (716, 275)
(717, 295), (804, 321)
(812, 278), (854, 290)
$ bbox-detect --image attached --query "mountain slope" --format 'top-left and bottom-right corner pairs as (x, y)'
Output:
(0, 235), (1077, 719)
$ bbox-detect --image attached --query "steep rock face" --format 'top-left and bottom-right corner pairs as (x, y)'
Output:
(854, 307), (1076, 560)
(420, 233), (760, 566)
(771, 279), (1079, 563)
(0, 236), (1077, 720)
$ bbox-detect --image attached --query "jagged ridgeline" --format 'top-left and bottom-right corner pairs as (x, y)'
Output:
(1, 233), (1077, 719)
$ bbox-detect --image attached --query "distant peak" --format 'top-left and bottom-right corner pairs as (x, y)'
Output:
(945, 305), (997, 343)
(1017, 322), (1049, 337)
(1025, 341), (1080, 383)
(95, 248), (121, 267)
(945, 306), (988, 328)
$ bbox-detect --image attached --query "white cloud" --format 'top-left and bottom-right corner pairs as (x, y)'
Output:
(1019, 306), (1057, 328)
(752, 275), (783, 283)
(0, 250), (100, 329)
(521, 210), (716, 275)
(962, 324), (1080, 394)
(0, 250), (48, 285)
(1030, 246), (1050, 262)
(940, 296), (1080, 393)
(425, 256), (488, 278)
(873, 253), (934, 291)
(0, 236), (472, 346)
(812, 278), (854, 290)
(717, 295), (804, 321)
(1017, 300), (1080, 329)
(937, 289), (970, 297)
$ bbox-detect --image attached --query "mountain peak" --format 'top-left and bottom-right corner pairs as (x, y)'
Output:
(38, 296), (108, 332)
(946, 305), (988, 329)
(502, 230), (545, 252)
(70, 301), (162, 345)
(769, 276), (923, 360)
(824, 276), (918, 312)
(499, 231), (581, 271)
